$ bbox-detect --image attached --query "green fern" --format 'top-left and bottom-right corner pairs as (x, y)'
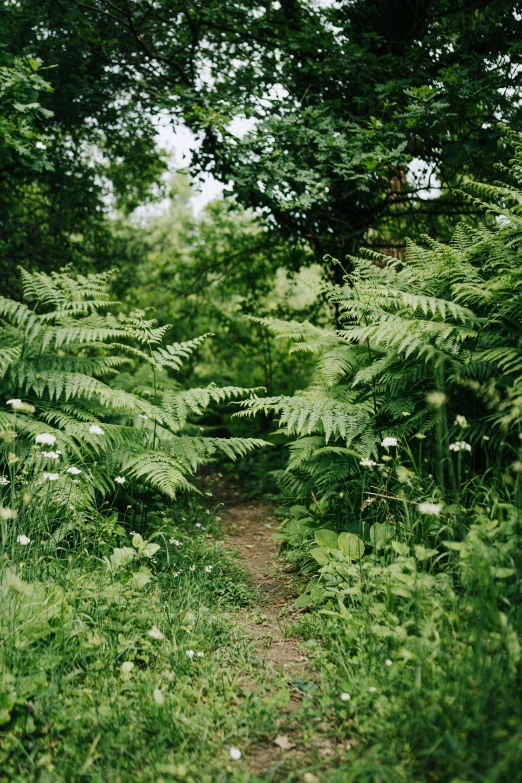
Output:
(0, 268), (264, 506)
(239, 140), (522, 503)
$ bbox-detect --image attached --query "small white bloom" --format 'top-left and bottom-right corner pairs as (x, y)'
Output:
(35, 433), (56, 446)
(43, 472), (60, 481)
(455, 414), (468, 428)
(89, 424), (104, 435)
(229, 748), (242, 761)
(340, 692), (351, 701)
(169, 539), (182, 546)
(153, 687), (164, 705)
(186, 649), (195, 659)
(7, 398), (35, 413)
(174, 570), (182, 577)
(0, 477), (9, 486)
(360, 458), (377, 468)
(0, 508), (17, 520)
(196, 651), (204, 658)
(385, 658), (393, 666)
(189, 565), (196, 572)
(417, 502), (443, 516)
(449, 441), (471, 453)
(67, 466), (82, 475)
(148, 626), (164, 640)
(17, 534), (31, 545)
(195, 523), (202, 528)
(381, 437), (398, 448)
(114, 476), (125, 484)
(42, 451), (61, 459)
(368, 687), (377, 693)
(121, 661), (134, 673)
(204, 565), (213, 573)
(511, 461), (522, 473)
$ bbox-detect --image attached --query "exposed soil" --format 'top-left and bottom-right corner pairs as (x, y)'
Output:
(221, 498), (307, 677)
(218, 490), (316, 776)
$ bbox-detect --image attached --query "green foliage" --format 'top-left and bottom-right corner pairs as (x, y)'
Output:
(0, 267), (264, 513)
(239, 148), (522, 508)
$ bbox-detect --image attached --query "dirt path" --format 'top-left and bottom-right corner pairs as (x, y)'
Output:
(221, 499), (308, 676)
(218, 494), (333, 778)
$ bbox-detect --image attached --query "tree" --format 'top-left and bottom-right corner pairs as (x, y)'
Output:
(19, 0), (522, 264)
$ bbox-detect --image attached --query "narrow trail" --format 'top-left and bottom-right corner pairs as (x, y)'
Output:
(216, 490), (343, 780)
(221, 498), (307, 678)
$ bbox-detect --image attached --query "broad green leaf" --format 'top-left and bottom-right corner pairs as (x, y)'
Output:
(295, 592), (315, 608)
(141, 542), (161, 558)
(314, 529), (338, 548)
(132, 533), (145, 550)
(310, 546), (332, 565)
(337, 532), (365, 560)
(369, 523), (393, 549)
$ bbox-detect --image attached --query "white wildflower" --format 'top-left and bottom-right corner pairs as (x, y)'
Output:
(195, 523), (202, 528)
(340, 692), (351, 701)
(229, 748), (242, 761)
(360, 458), (377, 468)
(368, 687), (377, 693)
(169, 539), (182, 546)
(121, 661), (134, 673)
(0, 508), (17, 520)
(186, 649), (195, 659)
(148, 626), (164, 640)
(189, 565), (196, 572)
(426, 391), (447, 407)
(0, 477), (9, 486)
(67, 466), (82, 475)
(41, 451), (61, 459)
(381, 437), (398, 448)
(196, 651), (204, 658)
(17, 534), (31, 545)
(114, 476), (125, 484)
(449, 441), (472, 453)
(35, 433), (56, 446)
(417, 502), (443, 516)
(204, 565), (213, 573)
(173, 571), (182, 577)
(7, 399), (35, 413)
(511, 461), (522, 473)
(89, 424), (104, 435)
(385, 658), (393, 666)
(153, 687), (164, 705)
(43, 472), (60, 481)
(455, 414), (468, 428)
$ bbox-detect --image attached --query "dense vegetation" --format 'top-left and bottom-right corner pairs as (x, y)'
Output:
(1, 2), (522, 781)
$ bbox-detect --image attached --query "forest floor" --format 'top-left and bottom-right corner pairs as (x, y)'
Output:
(217, 487), (348, 781)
